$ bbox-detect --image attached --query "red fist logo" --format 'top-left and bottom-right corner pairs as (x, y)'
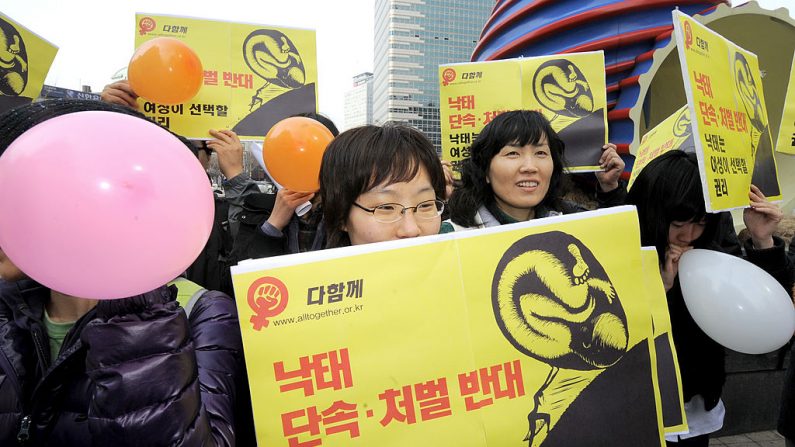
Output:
(442, 68), (457, 86)
(684, 21), (693, 50)
(247, 277), (289, 330)
(139, 17), (156, 36)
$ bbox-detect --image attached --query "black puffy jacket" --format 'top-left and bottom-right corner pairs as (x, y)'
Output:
(0, 280), (253, 446)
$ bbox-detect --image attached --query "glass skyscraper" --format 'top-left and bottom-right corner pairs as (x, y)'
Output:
(344, 72), (375, 130)
(373, 0), (494, 152)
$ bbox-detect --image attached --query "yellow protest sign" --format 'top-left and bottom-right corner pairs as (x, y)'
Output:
(641, 248), (688, 435)
(519, 53), (608, 172)
(673, 11), (781, 211)
(628, 105), (695, 190)
(134, 13), (317, 140)
(440, 52), (607, 175)
(233, 206), (667, 446)
(439, 60), (523, 175)
(775, 52), (795, 155)
(0, 12), (58, 114)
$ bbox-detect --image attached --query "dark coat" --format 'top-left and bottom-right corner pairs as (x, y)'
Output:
(780, 342), (795, 440)
(185, 194), (234, 297)
(231, 192), (324, 263)
(670, 214), (794, 410)
(0, 280), (251, 446)
(778, 243), (795, 441)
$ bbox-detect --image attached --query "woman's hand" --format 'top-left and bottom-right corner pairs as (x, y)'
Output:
(207, 129), (244, 179)
(100, 80), (139, 110)
(441, 160), (455, 200)
(743, 184), (781, 250)
(595, 143), (624, 192)
(661, 244), (692, 292)
(267, 189), (315, 231)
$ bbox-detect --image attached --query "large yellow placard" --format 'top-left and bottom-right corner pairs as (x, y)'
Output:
(775, 52), (795, 155)
(673, 11), (781, 211)
(0, 12), (58, 114)
(440, 52), (607, 175)
(439, 60), (523, 175)
(232, 207), (669, 446)
(134, 13), (318, 140)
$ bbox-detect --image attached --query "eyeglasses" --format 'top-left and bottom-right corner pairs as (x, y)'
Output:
(353, 199), (445, 223)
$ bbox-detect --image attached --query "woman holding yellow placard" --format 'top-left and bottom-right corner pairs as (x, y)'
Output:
(441, 110), (625, 232)
(627, 150), (792, 447)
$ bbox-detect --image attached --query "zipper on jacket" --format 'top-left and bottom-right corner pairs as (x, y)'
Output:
(29, 324), (50, 377)
(17, 414), (31, 443)
(17, 302), (51, 374)
(13, 298), (96, 443)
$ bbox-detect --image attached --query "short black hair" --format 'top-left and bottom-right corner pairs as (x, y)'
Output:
(320, 124), (445, 248)
(448, 110), (567, 227)
(0, 99), (197, 158)
(625, 150), (720, 261)
(293, 112), (339, 137)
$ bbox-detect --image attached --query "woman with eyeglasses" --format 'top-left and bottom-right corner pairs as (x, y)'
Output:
(320, 124), (447, 248)
(441, 110), (625, 232)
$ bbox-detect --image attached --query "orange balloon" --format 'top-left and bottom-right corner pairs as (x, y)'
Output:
(128, 37), (203, 105)
(262, 117), (334, 192)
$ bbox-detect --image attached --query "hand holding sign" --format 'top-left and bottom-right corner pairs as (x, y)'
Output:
(743, 184), (782, 250)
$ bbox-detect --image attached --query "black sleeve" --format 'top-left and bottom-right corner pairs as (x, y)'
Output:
(85, 287), (231, 446)
(713, 212), (793, 291)
(229, 192), (289, 263)
(743, 236), (794, 294)
(596, 180), (627, 209)
(715, 212), (743, 257)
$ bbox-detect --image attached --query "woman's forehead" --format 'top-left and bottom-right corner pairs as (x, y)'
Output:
(363, 166), (432, 195)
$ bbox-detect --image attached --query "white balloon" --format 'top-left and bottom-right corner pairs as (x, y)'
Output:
(679, 249), (795, 354)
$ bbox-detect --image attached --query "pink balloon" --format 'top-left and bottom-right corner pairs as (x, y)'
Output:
(0, 111), (214, 299)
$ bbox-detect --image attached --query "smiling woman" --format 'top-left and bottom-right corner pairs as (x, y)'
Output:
(442, 110), (626, 232)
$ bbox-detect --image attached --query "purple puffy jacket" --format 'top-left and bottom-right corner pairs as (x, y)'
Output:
(0, 280), (255, 446)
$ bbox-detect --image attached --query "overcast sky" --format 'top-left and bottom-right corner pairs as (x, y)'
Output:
(3, 0), (793, 129)
(3, 0), (375, 129)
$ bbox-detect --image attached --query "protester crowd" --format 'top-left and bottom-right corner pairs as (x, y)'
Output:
(0, 79), (791, 446)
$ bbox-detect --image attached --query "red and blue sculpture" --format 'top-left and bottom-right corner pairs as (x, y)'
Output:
(472, 0), (727, 167)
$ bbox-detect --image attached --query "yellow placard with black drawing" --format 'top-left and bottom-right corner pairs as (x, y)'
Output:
(673, 11), (781, 212)
(134, 13), (317, 140)
(775, 52), (795, 155)
(232, 206), (667, 446)
(519, 52), (608, 172)
(641, 248), (688, 435)
(438, 60), (523, 175)
(0, 12), (58, 114)
(629, 105), (695, 190)
(440, 52), (607, 175)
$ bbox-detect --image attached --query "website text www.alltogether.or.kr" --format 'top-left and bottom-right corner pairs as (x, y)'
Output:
(272, 303), (365, 327)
